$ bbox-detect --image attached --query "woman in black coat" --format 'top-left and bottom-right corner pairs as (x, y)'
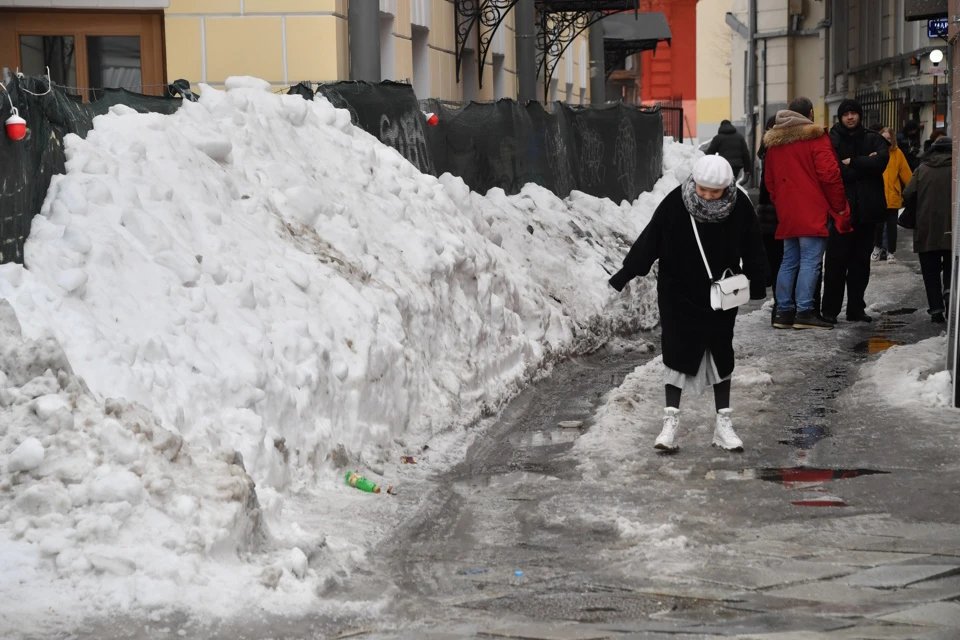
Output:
(609, 155), (768, 451)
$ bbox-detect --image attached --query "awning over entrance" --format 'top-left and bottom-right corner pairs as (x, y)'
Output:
(603, 11), (672, 78)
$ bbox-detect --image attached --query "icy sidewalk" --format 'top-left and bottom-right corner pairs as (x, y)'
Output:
(332, 238), (960, 640)
(0, 76), (701, 635)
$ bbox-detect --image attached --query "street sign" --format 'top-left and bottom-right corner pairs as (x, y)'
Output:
(928, 17), (949, 38)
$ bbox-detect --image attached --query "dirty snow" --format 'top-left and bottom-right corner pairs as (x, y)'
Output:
(0, 76), (701, 633)
(856, 335), (954, 409)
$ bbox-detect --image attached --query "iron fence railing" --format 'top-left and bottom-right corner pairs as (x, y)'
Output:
(855, 89), (907, 131)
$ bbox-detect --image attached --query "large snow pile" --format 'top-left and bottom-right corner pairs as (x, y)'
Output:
(0, 76), (699, 630)
(856, 335), (955, 409)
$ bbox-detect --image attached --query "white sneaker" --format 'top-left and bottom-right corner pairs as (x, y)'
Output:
(886, 253), (896, 263)
(713, 409), (744, 451)
(870, 247), (883, 261)
(655, 408), (680, 450)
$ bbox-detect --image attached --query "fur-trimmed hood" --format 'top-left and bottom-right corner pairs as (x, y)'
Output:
(762, 110), (827, 149)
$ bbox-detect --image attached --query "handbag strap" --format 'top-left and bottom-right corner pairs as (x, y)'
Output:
(689, 214), (714, 281)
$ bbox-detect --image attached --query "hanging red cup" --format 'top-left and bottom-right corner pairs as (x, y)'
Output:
(5, 107), (26, 141)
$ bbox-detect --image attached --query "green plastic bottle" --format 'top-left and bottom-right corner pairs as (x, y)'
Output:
(345, 471), (380, 494)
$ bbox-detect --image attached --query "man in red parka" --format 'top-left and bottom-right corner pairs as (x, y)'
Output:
(763, 97), (851, 330)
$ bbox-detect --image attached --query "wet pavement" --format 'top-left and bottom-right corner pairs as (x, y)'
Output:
(61, 247), (958, 639)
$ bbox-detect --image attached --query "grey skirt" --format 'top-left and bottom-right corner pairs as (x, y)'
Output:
(663, 349), (730, 396)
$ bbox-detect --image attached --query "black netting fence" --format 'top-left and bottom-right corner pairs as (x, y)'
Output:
(0, 75), (186, 264)
(307, 81), (663, 203)
(315, 81), (437, 176)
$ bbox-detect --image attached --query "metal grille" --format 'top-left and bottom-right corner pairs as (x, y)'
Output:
(656, 98), (683, 143)
(855, 89), (907, 130)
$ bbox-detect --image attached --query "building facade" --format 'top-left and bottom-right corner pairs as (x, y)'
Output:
(706, 0), (947, 144)
(0, 0), (591, 104)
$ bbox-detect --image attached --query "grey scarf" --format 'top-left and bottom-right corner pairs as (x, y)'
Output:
(681, 177), (737, 223)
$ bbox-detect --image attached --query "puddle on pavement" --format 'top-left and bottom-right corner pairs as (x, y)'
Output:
(853, 336), (904, 355)
(792, 498), (848, 507)
(706, 467), (889, 485)
(779, 425), (830, 449)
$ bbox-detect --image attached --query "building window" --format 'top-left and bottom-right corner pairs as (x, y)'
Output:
(87, 36), (143, 99)
(565, 81), (573, 103)
(380, 14), (395, 81)
(412, 25), (429, 97)
(1, 10), (165, 99)
(462, 48), (477, 102)
(493, 53), (505, 99)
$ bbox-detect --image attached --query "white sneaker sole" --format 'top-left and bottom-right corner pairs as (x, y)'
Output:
(712, 438), (743, 451)
(654, 441), (678, 451)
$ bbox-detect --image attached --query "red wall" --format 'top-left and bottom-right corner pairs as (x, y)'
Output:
(637, 0), (698, 135)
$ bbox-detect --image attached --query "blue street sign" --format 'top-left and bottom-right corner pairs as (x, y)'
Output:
(928, 17), (949, 39)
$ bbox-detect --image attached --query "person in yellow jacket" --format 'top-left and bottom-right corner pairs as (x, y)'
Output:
(872, 127), (913, 262)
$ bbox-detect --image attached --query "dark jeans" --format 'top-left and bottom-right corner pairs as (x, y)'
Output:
(873, 209), (899, 253)
(919, 250), (952, 315)
(822, 221), (876, 318)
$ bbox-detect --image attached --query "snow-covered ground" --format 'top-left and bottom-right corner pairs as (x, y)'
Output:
(0, 76), (700, 633)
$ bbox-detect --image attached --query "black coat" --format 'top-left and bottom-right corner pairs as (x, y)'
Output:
(829, 124), (889, 226)
(903, 146), (953, 253)
(706, 121), (753, 174)
(609, 187), (768, 378)
(756, 143), (778, 236)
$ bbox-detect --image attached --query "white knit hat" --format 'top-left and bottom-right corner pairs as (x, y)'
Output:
(693, 154), (734, 189)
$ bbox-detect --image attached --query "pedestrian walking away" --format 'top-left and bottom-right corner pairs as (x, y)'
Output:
(762, 97), (850, 331)
(902, 136), (954, 324)
(822, 99), (889, 324)
(609, 155), (768, 452)
(873, 127), (913, 263)
(706, 120), (753, 182)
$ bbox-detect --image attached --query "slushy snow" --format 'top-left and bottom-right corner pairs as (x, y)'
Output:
(0, 76), (700, 633)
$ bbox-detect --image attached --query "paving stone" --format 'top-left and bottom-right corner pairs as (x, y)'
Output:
(784, 601), (910, 619)
(842, 565), (960, 589)
(901, 574), (960, 601)
(858, 539), (960, 557)
(823, 623), (943, 639)
(733, 631), (829, 639)
(479, 622), (613, 639)
(678, 613), (853, 636)
(670, 561), (851, 591)
(874, 602), (960, 627)
(812, 551), (929, 568)
(763, 581), (889, 606)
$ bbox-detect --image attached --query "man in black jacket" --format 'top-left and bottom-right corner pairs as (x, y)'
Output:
(821, 99), (889, 323)
(706, 120), (753, 181)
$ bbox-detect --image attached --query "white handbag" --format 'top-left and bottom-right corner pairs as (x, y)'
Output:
(689, 214), (751, 311)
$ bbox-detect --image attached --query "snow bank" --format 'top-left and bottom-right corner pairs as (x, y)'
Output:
(0, 299), (273, 627)
(856, 336), (955, 410)
(0, 76), (699, 630)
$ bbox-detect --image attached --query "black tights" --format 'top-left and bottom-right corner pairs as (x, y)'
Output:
(665, 380), (731, 412)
